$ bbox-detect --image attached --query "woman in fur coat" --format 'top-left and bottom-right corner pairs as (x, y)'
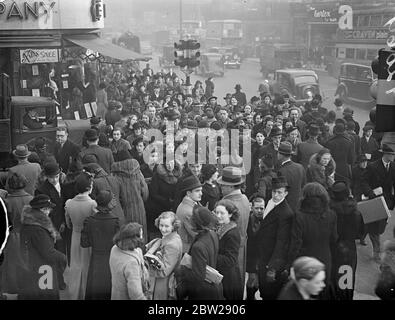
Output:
(19, 194), (67, 300)
(306, 148), (336, 191)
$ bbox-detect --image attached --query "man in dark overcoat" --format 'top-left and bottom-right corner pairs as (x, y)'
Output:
(277, 142), (306, 210)
(324, 123), (355, 184)
(361, 144), (395, 261)
(248, 177), (294, 300)
(54, 127), (81, 174)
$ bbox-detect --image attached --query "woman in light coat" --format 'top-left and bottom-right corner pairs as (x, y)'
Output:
(145, 211), (183, 300)
(109, 223), (150, 300)
(65, 173), (97, 300)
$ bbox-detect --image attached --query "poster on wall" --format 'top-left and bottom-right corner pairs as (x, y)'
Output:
(32, 65), (39, 76)
(20, 49), (59, 64)
(32, 89), (40, 97)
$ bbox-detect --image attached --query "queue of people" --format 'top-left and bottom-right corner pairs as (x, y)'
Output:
(0, 63), (394, 301)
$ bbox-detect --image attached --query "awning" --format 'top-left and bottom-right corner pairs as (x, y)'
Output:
(64, 34), (150, 62)
(0, 35), (61, 48)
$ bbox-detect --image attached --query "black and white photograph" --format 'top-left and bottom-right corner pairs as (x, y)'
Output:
(0, 0), (395, 306)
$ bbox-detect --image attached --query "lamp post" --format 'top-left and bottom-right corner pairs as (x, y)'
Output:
(179, 0), (183, 40)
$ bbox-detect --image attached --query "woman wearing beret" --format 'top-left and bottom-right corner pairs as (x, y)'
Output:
(19, 194), (67, 299)
(2, 173), (33, 295)
(109, 223), (150, 300)
(81, 190), (120, 300)
(65, 173), (97, 300)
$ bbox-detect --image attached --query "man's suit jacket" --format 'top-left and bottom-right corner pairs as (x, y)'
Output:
(78, 144), (114, 174)
(247, 199), (294, 272)
(35, 180), (65, 230)
(277, 160), (306, 210)
(54, 140), (81, 173)
(362, 159), (395, 210)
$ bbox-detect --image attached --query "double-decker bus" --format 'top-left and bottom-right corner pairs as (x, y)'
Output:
(181, 20), (205, 40)
(327, 5), (395, 78)
(205, 19), (243, 48)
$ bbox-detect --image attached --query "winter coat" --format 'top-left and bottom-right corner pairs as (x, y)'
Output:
(176, 196), (199, 254)
(288, 196), (338, 287)
(296, 139), (324, 169)
(109, 246), (150, 300)
(277, 160), (306, 210)
(306, 153), (336, 190)
(111, 159), (148, 234)
(19, 206), (67, 299)
(78, 144), (114, 174)
(1, 190), (33, 294)
(351, 165), (366, 201)
(216, 222), (243, 300)
(146, 232), (183, 300)
(110, 139), (132, 162)
(91, 167), (125, 225)
(146, 163), (182, 225)
(361, 136), (380, 160)
(255, 169), (277, 202)
(181, 230), (223, 300)
(324, 133), (355, 183)
(54, 140), (81, 174)
(81, 207), (120, 300)
(7, 160), (41, 196)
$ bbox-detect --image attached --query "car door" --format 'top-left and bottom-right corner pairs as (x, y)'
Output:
(355, 66), (374, 101)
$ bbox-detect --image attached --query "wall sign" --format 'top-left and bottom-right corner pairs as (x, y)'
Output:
(337, 29), (389, 41)
(20, 48), (59, 64)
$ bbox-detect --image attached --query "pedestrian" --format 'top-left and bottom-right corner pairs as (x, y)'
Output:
(361, 144), (395, 262)
(96, 82), (108, 119)
(214, 200), (244, 300)
(145, 211), (183, 300)
(109, 223), (150, 300)
(233, 84), (247, 107)
(306, 148), (336, 191)
(218, 167), (250, 287)
(176, 175), (202, 253)
(110, 127), (132, 162)
(1, 173), (33, 295)
(375, 233), (395, 300)
(65, 172), (97, 300)
(78, 129), (114, 174)
(259, 126), (282, 167)
(278, 256), (326, 300)
(200, 164), (220, 211)
(7, 144), (41, 196)
(277, 141), (306, 209)
(361, 125), (380, 162)
(111, 150), (149, 236)
(296, 124), (324, 169)
(329, 181), (363, 300)
(19, 194), (67, 299)
(81, 190), (120, 300)
(351, 154), (368, 203)
(287, 182), (338, 299)
(54, 127), (81, 174)
(177, 206), (223, 300)
(254, 153), (277, 202)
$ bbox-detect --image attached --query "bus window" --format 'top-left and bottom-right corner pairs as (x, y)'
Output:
(356, 49), (366, 60)
(346, 48), (355, 59)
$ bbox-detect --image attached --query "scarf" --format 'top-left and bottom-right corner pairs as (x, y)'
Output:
(216, 221), (237, 240)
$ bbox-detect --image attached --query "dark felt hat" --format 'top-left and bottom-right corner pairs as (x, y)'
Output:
(269, 126), (283, 138)
(90, 117), (102, 125)
(334, 98), (343, 107)
(223, 93), (232, 100)
(30, 194), (55, 209)
(44, 162), (61, 176)
(278, 141), (293, 156)
(96, 190), (113, 207)
(308, 123), (321, 136)
(331, 181), (348, 193)
(85, 129), (99, 141)
(192, 206), (218, 230)
(180, 175), (202, 193)
(272, 176), (288, 190)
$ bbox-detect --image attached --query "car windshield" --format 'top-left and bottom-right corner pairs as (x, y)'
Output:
(293, 75), (317, 85)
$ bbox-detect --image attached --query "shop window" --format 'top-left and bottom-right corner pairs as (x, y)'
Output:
(356, 49), (366, 60)
(369, 15), (382, 27)
(357, 15), (370, 27)
(338, 47), (346, 59)
(366, 49), (377, 60)
(346, 48), (355, 59)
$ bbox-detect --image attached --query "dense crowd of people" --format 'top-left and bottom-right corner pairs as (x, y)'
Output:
(0, 62), (394, 301)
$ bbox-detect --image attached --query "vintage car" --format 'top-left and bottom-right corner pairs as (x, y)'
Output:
(335, 63), (376, 108)
(223, 52), (241, 69)
(195, 53), (225, 77)
(269, 69), (320, 105)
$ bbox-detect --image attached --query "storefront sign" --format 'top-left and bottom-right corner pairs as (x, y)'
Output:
(20, 48), (59, 64)
(307, 4), (339, 23)
(338, 29), (389, 41)
(0, 0), (104, 30)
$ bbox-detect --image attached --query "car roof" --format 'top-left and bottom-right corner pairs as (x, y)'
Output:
(340, 63), (371, 69)
(276, 69), (317, 76)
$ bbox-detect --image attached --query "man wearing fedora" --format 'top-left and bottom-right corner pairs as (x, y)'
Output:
(324, 122), (355, 184)
(78, 129), (114, 174)
(277, 142), (306, 209)
(218, 166), (250, 286)
(7, 144), (42, 196)
(296, 123), (324, 169)
(249, 176), (294, 300)
(259, 125), (283, 168)
(233, 84), (247, 107)
(35, 162), (67, 289)
(361, 144), (395, 262)
(54, 127), (81, 174)
(176, 175), (203, 253)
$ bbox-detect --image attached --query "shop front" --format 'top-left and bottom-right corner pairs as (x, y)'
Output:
(0, 0), (147, 120)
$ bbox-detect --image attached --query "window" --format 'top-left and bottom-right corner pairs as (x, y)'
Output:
(356, 49), (366, 60)
(293, 76), (317, 85)
(346, 48), (355, 59)
(338, 47), (346, 59)
(366, 49), (377, 60)
(369, 15), (382, 27)
(357, 15), (370, 27)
